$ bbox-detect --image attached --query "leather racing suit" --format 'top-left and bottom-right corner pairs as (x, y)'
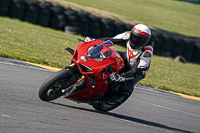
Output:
(99, 31), (154, 92)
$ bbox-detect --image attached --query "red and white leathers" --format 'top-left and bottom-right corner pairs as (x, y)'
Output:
(97, 26), (154, 82)
(113, 31), (154, 78)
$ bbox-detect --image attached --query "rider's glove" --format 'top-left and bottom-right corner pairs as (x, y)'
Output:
(110, 73), (125, 82)
(84, 37), (95, 42)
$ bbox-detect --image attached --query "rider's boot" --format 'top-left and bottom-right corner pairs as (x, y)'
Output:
(106, 83), (121, 105)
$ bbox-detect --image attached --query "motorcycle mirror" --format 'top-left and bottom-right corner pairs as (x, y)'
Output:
(77, 38), (84, 42)
(65, 47), (74, 55)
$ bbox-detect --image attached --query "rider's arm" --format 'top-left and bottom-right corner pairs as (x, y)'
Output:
(121, 62), (140, 81)
(97, 31), (130, 44)
(97, 37), (126, 44)
(137, 45), (153, 77)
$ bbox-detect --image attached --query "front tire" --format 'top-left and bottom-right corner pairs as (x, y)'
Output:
(38, 69), (72, 101)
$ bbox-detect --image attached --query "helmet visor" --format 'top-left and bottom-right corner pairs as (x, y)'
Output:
(130, 33), (145, 49)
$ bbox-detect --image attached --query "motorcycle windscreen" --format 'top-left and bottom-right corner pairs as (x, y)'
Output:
(87, 40), (115, 61)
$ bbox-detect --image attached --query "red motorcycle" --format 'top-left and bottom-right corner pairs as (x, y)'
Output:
(38, 39), (130, 111)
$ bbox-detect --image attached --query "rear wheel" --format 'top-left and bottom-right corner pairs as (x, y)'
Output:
(92, 91), (131, 112)
(38, 69), (74, 101)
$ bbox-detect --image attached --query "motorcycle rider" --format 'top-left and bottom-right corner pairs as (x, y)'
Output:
(85, 24), (154, 105)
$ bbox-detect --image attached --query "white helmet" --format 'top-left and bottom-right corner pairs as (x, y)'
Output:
(129, 24), (151, 49)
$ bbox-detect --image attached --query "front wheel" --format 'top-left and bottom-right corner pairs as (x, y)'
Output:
(38, 69), (73, 101)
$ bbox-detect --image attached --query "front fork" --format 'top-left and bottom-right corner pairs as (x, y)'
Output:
(62, 75), (85, 95)
(62, 63), (85, 95)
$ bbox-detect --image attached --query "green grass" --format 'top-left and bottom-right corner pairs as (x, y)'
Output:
(0, 17), (200, 97)
(138, 57), (200, 97)
(49, 0), (200, 37)
(0, 17), (79, 68)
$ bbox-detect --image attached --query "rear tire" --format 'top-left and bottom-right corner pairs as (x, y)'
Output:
(92, 91), (131, 112)
(38, 69), (72, 101)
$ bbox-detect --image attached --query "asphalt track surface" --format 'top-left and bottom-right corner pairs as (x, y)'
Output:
(1, 62), (200, 133)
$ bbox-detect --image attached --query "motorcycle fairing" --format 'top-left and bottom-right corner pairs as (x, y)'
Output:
(63, 40), (124, 103)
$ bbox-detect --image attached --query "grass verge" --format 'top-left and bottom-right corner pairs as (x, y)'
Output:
(0, 17), (200, 97)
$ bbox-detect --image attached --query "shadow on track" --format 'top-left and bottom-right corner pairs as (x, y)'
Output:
(50, 101), (192, 133)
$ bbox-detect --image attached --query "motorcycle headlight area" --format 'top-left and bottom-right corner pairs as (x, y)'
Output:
(80, 55), (87, 62)
(80, 64), (93, 72)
